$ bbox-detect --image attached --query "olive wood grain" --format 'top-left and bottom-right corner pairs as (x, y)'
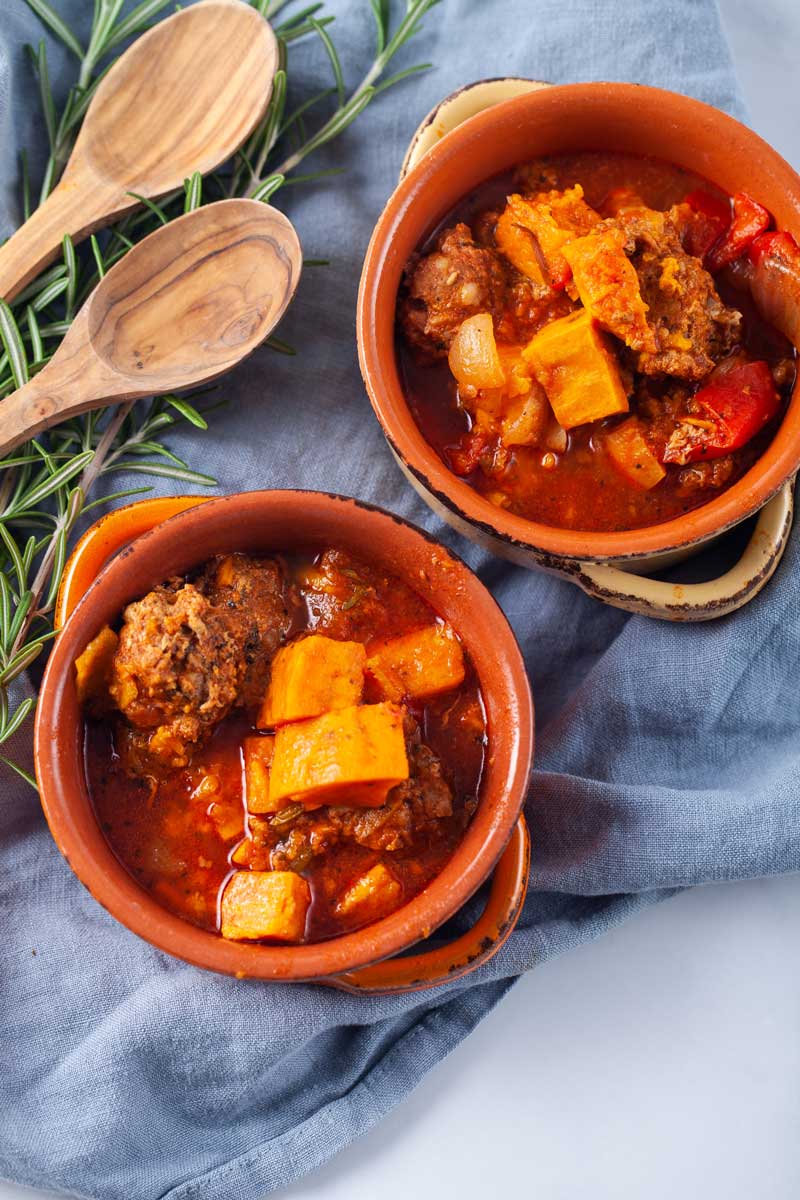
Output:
(0, 0), (278, 302)
(0, 200), (301, 454)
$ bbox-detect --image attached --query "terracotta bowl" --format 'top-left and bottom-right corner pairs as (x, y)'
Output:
(358, 82), (800, 620)
(34, 491), (533, 991)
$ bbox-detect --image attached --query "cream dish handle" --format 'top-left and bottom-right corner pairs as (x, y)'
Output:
(571, 482), (794, 622)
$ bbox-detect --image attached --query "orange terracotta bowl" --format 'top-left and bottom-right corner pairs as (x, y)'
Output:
(357, 82), (800, 619)
(34, 491), (533, 992)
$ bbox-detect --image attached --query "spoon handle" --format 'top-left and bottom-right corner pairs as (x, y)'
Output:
(0, 176), (121, 303)
(0, 319), (124, 456)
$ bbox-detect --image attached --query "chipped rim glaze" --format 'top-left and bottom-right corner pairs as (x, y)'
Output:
(35, 491), (534, 985)
(358, 81), (800, 618)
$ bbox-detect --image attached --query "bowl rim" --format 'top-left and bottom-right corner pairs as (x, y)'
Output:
(357, 81), (800, 562)
(34, 489), (534, 980)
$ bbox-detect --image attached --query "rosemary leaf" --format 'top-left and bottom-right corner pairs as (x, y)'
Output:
(26, 306), (44, 364)
(0, 526), (27, 595)
(103, 0), (175, 51)
(127, 192), (169, 224)
(0, 302), (29, 387)
(0, 695), (36, 740)
(165, 396), (209, 430)
(62, 234), (78, 319)
(30, 277), (69, 312)
(24, 0), (85, 60)
(0, 755), (37, 791)
(13, 263), (68, 307)
(183, 172), (202, 213)
(31, 41), (58, 152)
(101, 462), (217, 486)
(17, 450), (93, 511)
(309, 16), (345, 104)
(251, 173), (285, 202)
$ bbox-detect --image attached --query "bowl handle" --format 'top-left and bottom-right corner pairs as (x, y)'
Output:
(569, 481), (794, 622)
(56, 495), (210, 627)
(323, 817), (530, 996)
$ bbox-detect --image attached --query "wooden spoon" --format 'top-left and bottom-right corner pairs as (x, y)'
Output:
(0, 0), (278, 302)
(0, 200), (301, 455)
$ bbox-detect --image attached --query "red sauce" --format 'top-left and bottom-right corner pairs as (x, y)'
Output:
(398, 152), (796, 533)
(84, 550), (486, 943)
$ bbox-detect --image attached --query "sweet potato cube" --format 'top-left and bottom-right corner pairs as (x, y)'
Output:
(495, 187), (600, 288)
(523, 309), (629, 429)
(243, 736), (276, 814)
(561, 227), (656, 352)
(74, 625), (118, 709)
(335, 862), (402, 923)
(604, 418), (666, 490)
(367, 624), (465, 703)
(269, 702), (409, 809)
(220, 870), (310, 942)
(259, 634), (366, 727)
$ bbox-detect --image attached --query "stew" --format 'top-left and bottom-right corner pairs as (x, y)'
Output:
(397, 152), (798, 532)
(80, 549), (486, 944)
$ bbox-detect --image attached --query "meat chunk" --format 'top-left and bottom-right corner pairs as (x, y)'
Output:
(613, 209), (741, 379)
(253, 740), (455, 870)
(677, 457), (735, 494)
(202, 554), (290, 707)
(399, 223), (508, 358)
(561, 225), (656, 353)
(110, 583), (243, 767)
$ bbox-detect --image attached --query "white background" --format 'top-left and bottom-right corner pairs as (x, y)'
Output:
(3, 2), (799, 1197)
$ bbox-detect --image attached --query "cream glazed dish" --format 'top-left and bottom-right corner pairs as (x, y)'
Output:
(358, 80), (800, 620)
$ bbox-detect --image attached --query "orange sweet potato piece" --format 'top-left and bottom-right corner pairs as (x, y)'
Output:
(243, 736), (276, 814)
(523, 309), (629, 429)
(258, 634), (366, 727)
(496, 187), (601, 288)
(335, 862), (402, 923)
(269, 702), (409, 809)
(561, 226), (656, 352)
(367, 624), (465, 703)
(220, 870), (310, 942)
(74, 626), (119, 711)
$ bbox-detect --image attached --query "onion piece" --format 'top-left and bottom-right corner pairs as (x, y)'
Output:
(448, 313), (506, 390)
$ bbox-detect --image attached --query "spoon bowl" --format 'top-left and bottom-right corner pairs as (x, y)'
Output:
(0, 1), (279, 301)
(0, 200), (302, 455)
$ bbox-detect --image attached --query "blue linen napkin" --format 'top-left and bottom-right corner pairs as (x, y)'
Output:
(2, 1), (798, 1197)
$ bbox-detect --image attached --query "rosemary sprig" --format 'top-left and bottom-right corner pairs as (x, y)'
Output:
(0, 0), (438, 780)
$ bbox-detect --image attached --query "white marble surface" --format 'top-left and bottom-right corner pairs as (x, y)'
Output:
(2, 3), (799, 1198)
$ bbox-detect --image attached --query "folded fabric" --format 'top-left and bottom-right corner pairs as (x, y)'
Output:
(3, 1), (798, 1198)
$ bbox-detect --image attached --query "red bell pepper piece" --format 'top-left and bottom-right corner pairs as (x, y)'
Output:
(746, 230), (800, 345)
(705, 192), (770, 272)
(683, 189), (731, 262)
(748, 229), (800, 268)
(662, 361), (780, 465)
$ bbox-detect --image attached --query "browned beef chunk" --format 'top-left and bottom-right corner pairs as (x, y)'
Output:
(612, 209), (741, 379)
(110, 584), (243, 768)
(253, 738), (456, 870)
(399, 222), (508, 358)
(201, 553), (290, 707)
(677, 457), (735, 494)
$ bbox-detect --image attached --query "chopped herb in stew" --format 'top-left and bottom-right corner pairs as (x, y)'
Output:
(397, 152), (798, 532)
(78, 548), (486, 944)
